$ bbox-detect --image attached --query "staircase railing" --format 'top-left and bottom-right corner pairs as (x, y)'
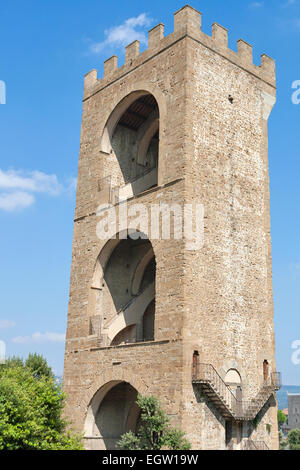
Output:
(241, 372), (282, 419)
(243, 439), (269, 451)
(192, 363), (238, 415)
(192, 362), (281, 421)
(270, 371), (281, 390)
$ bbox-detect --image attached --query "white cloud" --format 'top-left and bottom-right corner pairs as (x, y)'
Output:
(0, 191), (34, 211)
(249, 2), (264, 7)
(0, 169), (62, 195)
(0, 168), (76, 212)
(0, 320), (16, 329)
(89, 13), (153, 54)
(12, 331), (66, 344)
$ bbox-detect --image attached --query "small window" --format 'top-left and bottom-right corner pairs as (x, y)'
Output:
(263, 360), (269, 382)
(192, 351), (199, 379)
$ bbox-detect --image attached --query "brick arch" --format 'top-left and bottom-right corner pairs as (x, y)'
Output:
(91, 228), (157, 290)
(131, 247), (155, 295)
(100, 82), (167, 187)
(220, 360), (247, 386)
(100, 82), (167, 146)
(83, 373), (149, 447)
(88, 229), (157, 345)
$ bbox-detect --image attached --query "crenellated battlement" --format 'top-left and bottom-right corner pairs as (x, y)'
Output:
(83, 4), (276, 98)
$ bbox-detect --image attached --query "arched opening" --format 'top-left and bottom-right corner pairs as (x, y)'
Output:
(85, 381), (140, 450)
(142, 299), (155, 341)
(90, 231), (156, 346)
(225, 369), (241, 385)
(223, 370), (243, 449)
(225, 369), (242, 401)
(111, 325), (136, 346)
(104, 237), (154, 312)
(101, 92), (159, 200)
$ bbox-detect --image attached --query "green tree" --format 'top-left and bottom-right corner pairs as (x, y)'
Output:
(117, 394), (191, 450)
(277, 410), (287, 428)
(279, 430), (287, 449)
(0, 356), (82, 450)
(25, 353), (54, 380)
(287, 428), (300, 450)
(5, 356), (24, 368)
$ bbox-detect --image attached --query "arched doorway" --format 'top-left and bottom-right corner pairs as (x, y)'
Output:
(101, 91), (160, 201)
(85, 381), (140, 450)
(224, 369), (242, 387)
(224, 369), (243, 449)
(224, 368), (242, 401)
(90, 232), (156, 346)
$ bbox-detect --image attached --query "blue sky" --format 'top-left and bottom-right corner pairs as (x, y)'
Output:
(0, 0), (299, 383)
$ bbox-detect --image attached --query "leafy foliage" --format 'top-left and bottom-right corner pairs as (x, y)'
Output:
(25, 353), (54, 380)
(162, 428), (191, 450)
(287, 428), (300, 450)
(117, 394), (191, 450)
(279, 430), (287, 449)
(277, 409), (287, 427)
(4, 356), (24, 368)
(0, 355), (82, 450)
(117, 431), (141, 450)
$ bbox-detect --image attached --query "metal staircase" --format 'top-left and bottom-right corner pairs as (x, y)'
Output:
(192, 362), (281, 421)
(243, 440), (270, 451)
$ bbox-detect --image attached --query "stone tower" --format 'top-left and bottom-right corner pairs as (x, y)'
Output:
(63, 5), (281, 450)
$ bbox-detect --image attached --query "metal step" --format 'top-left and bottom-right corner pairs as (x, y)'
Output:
(192, 363), (281, 421)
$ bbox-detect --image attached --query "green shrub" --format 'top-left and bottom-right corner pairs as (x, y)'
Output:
(117, 394), (191, 450)
(0, 355), (82, 450)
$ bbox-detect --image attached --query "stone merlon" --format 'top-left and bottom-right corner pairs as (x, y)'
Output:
(83, 4), (276, 98)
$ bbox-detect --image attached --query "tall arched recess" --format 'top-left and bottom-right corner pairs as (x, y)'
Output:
(89, 231), (156, 347)
(100, 91), (160, 201)
(84, 381), (140, 450)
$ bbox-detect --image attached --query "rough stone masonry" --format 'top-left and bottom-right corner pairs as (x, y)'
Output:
(63, 5), (280, 450)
